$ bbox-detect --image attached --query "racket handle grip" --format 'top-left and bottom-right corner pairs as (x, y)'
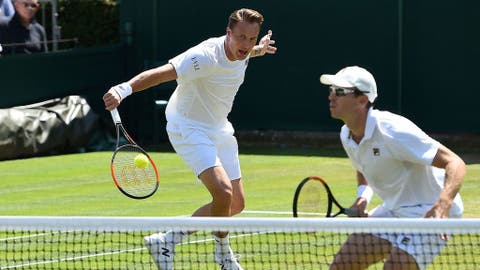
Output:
(110, 108), (122, 124)
(345, 208), (359, 217)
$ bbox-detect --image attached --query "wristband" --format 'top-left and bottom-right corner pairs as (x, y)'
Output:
(112, 82), (132, 101)
(357, 185), (373, 204)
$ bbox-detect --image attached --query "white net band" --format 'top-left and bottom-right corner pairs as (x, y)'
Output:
(1, 216), (479, 269)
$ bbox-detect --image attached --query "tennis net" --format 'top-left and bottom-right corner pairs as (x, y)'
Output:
(0, 216), (479, 269)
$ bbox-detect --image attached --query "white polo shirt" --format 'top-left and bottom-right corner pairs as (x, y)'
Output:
(340, 108), (463, 216)
(166, 35), (249, 130)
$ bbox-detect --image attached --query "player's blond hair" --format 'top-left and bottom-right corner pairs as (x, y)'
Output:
(228, 8), (264, 29)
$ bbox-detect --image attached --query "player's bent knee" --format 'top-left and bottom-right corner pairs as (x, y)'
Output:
(230, 199), (245, 216)
(213, 187), (233, 205)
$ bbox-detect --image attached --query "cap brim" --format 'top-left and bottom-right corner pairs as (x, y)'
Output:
(319, 74), (354, 88)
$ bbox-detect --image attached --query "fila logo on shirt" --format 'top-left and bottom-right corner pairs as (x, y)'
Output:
(372, 147), (380, 156)
(191, 57), (200, 71)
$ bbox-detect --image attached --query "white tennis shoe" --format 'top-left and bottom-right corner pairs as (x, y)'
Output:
(214, 245), (243, 270)
(144, 233), (175, 270)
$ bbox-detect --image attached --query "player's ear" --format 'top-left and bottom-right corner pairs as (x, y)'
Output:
(360, 94), (369, 103)
(358, 94), (370, 108)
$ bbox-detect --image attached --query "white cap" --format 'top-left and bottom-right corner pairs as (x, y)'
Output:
(320, 66), (377, 103)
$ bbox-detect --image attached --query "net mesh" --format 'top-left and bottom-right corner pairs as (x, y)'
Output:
(1, 217), (479, 269)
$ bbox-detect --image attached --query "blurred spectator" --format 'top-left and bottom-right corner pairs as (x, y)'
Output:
(0, 0), (46, 55)
(0, 0), (14, 20)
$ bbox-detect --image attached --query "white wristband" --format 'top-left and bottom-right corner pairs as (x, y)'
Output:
(357, 185), (373, 204)
(112, 82), (132, 101)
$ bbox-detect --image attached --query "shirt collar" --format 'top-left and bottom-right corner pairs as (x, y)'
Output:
(363, 107), (376, 141)
(340, 107), (377, 146)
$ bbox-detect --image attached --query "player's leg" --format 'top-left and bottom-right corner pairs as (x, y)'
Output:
(191, 176), (244, 218)
(192, 147), (244, 270)
(330, 233), (392, 270)
(192, 167), (243, 269)
(196, 166), (235, 218)
(184, 126), (243, 220)
(145, 123), (215, 269)
(384, 247), (419, 270)
(384, 232), (448, 270)
(215, 127), (244, 217)
(230, 178), (245, 216)
(209, 126), (244, 270)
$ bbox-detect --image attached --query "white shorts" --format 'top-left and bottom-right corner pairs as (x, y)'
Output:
(369, 204), (460, 269)
(166, 121), (241, 180)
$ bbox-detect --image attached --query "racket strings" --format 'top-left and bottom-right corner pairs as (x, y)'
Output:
(296, 180), (330, 217)
(112, 145), (158, 197)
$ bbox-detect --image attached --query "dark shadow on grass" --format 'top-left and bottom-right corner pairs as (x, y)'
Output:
(147, 143), (479, 163)
(145, 131), (480, 163)
(238, 145), (348, 158)
(147, 143), (348, 158)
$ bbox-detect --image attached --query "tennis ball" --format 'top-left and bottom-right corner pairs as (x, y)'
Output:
(134, 154), (149, 169)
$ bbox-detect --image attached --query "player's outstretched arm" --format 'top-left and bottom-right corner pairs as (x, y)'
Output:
(128, 64), (178, 93)
(250, 30), (277, 58)
(103, 64), (177, 111)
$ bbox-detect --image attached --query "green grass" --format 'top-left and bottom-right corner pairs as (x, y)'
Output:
(1, 149), (477, 217)
(0, 149), (478, 269)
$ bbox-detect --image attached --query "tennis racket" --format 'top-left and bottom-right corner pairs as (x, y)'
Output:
(110, 108), (159, 199)
(292, 176), (358, 218)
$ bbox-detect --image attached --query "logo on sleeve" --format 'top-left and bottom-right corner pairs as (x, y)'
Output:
(373, 147), (380, 156)
(191, 57), (200, 71)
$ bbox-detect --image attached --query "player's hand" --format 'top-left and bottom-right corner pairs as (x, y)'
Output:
(424, 201), (451, 240)
(103, 83), (132, 111)
(103, 87), (122, 111)
(350, 198), (369, 217)
(424, 198), (451, 219)
(258, 30), (277, 56)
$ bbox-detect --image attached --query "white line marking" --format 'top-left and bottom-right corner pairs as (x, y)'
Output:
(242, 210), (325, 216)
(0, 212), (283, 268)
(241, 210), (292, 215)
(0, 229), (268, 269)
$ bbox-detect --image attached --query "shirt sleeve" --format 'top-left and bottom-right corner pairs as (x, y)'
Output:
(379, 116), (440, 165)
(169, 45), (216, 84)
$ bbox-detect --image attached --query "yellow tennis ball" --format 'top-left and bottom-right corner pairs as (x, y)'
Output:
(134, 154), (149, 169)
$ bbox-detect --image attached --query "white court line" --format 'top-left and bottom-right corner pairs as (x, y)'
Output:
(0, 232), (53, 242)
(242, 210), (324, 216)
(0, 211), (287, 268)
(0, 229), (269, 269)
(0, 230), (76, 242)
(0, 247), (145, 269)
(242, 210), (292, 215)
(162, 210), (294, 216)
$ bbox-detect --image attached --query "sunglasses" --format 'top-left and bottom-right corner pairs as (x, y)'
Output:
(21, 2), (39, 8)
(328, 86), (362, 97)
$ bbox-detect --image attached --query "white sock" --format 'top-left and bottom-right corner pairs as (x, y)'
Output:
(165, 230), (188, 245)
(214, 234), (231, 254)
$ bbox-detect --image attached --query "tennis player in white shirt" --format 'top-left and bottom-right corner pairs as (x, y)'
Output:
(320, 66), (466, 270)
(103, 8), (276, 270)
